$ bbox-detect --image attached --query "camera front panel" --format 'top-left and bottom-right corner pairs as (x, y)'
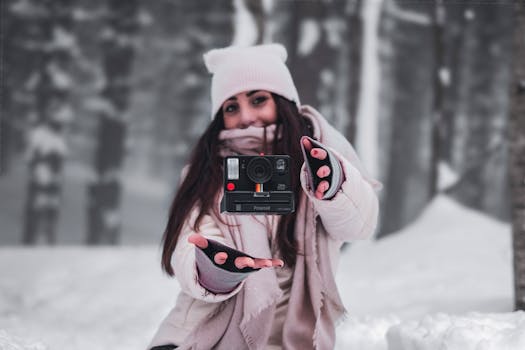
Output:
(221, 155), (295, 214)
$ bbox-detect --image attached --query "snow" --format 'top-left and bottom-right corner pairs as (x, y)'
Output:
(83, 96), (117, 117)
(465, 9), (476, 21)
(231, 0), (258, 46)
(50, 27), (77, 52)
(297, 19), (321, 56)
(0, 330), (46, 350)
(0, 247), (178, 350)
(439, 67), (451, 87)
(386, 312), (525, 350)
(47, 62), (72, 90)
(437, 161), (459, 191)
(26, 126), (68, 158)
(0, 194), (516, 349)
(386, 0), (432, 26)
(51, 104), (74, 124)
(137, 9), (154, 27)
(8, 0), (46, 17)
(336, 195), (511, 320)
(335, 195), (513, 349)
(323, 17), (345, 47)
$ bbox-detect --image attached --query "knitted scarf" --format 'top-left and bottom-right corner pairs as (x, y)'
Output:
(217, 124), (279, 157)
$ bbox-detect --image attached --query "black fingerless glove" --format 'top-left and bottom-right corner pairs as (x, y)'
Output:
(300, 136), (344, 199)
(199, 239), (260, 273)
(194, 239), (259, 294)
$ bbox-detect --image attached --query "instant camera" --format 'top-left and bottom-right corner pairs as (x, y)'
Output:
(220, 155), (295, 214)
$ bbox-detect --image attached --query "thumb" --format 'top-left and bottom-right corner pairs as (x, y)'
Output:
(188, 233), (208, 249)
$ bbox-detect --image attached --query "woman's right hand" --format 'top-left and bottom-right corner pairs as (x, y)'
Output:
(188, 233), (284, 269)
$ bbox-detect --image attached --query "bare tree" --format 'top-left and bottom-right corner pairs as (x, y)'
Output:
(429, 0), (446, 196)
(245, 0), (265, 44)
(16, 0), (76, 244)
(377, 0), (435, 237)
(509, 0), (525, 311)
(268, 0), (296, 54)
(86, 0), (140, 244)
(439, 1), (468, 165)
(345, 0), (363, 144)
(271, 0), (362, 141)
(445, 3), (513, 221)
(271, 0), (345, 127)
(0, 0), (13, 176)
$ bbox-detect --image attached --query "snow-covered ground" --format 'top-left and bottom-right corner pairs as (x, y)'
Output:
(334, 195), (518, 350)
(0, 195), (519, 350)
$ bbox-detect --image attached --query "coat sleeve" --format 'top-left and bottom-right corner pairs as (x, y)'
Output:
(171, 208), (245, 303)
(300, 145), (380, 242)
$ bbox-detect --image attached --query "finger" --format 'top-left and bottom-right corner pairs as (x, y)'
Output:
(302, 137), (312, 151)
(316, 165), (331, 178)
(252, 258), (285, 268)
(310, 148), (327, 160)
(253, 258), (273, 269)
(235, 256), (255, 269)
(315, 180), (330, 199)
(271, 258), (285, 268)
(214, 252), (228, 265)
(188, 233), (208, 249)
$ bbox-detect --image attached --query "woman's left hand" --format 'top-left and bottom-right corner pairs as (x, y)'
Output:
(301, 137), (332, 199)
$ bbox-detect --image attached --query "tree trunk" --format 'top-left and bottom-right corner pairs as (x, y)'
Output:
(303, 1), (344, 126)
(377, 0), (435, 237)
(268, 0), (297, 55)
(509, 0), (525, 312)
(345, 0), (363, 144)
(429, 0), (446, 196)
(272, 1), (346, 127)
(18, 0), (75, 245)
(86, 0), (140, 244)
(245, 0), (265, 44)
(0, 0), (12, 176)
(445, 3), (513, 221)
(1, 0), (26, 177)
(440, 1), (468, 164)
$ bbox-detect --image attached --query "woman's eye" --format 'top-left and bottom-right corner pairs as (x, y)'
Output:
(252, 96), (268, 105)
(223, 104), (238, 114)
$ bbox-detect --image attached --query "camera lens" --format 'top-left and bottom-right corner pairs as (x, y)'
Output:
(247, 157), (272, 184)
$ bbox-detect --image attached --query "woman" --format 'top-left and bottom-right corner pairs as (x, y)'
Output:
(148, 44), (381, 350)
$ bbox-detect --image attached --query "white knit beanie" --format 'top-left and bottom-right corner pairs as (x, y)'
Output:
(203, 43), (301, 119)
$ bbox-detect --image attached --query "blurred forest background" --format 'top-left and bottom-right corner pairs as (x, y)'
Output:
(0, 0), (520, 246)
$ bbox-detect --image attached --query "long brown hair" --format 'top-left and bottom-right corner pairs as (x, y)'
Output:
(161, 94), (313, 275)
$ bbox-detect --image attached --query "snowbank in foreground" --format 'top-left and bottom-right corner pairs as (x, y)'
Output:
(334, 194), (514, 349)
(336, 312), (525, 350)
(387, 312), (525, 350)
(0, 330), (46, 350)
(337, 315), (400, 350)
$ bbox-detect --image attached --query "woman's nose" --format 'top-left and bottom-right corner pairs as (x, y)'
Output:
(239, 108), (256, 128)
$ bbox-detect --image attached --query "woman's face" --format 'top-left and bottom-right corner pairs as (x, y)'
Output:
(221, 90), (278, 129)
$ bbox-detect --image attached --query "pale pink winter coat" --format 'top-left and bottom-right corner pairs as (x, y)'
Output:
(148, 105), (381, 349)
